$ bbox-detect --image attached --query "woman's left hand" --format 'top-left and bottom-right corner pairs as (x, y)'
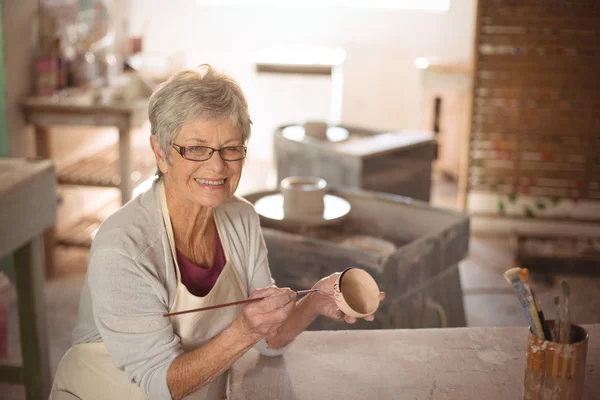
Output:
(309, 273), (385, 324)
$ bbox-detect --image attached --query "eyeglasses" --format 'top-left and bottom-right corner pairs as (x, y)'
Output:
(171, 144), (247, 162)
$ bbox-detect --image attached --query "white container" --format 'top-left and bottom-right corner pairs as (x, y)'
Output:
(281, 176), (327, 220)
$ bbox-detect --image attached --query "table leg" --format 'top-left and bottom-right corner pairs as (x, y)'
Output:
(34, 125), (56, 278)
(118, 123), (132, 204)
(34, 126), (52, 160)
(13, 236), (51, 400)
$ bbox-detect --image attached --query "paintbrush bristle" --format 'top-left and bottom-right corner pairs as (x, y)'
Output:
(519, 268), (529, 283)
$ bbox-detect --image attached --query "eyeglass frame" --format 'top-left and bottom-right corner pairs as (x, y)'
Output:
(171, 143), (247, 162)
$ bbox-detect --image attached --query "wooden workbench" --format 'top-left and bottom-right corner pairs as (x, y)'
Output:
(0, 158), (56, 399)
(229, 325), (599, 399)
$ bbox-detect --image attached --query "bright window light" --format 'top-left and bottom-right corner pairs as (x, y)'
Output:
(196, 0), (450, 12)
(414, 57), (430, 69)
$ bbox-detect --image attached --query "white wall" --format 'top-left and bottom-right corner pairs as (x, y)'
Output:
(3, 0), (39, 157)
(130, 0), (476, 132)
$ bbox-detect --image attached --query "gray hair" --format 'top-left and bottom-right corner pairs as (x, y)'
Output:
(149, 65), (252, 167)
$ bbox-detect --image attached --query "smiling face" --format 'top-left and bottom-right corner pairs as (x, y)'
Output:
(152, 118), (245, 209)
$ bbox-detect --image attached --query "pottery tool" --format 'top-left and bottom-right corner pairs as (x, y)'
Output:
(519, 268), (552, 341)
(163, 289), (320, 317)
(558, 280), (571, 343)
(554, 296), (561, 342)
(530, 287), (552, 341)
(504, 267), (544, 338)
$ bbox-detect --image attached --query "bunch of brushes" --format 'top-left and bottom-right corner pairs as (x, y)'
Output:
(504, 267), (572, 343)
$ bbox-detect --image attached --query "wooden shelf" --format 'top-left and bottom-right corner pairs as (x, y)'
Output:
(472, 212), (600, 225)
(57, 141), (156, 188)
(56, 215), (103, 248)
(56, 200), (119, 248)
(53, 140), (156, 249)
(513, 233), (600, 274)
(467, 0), (600, 211)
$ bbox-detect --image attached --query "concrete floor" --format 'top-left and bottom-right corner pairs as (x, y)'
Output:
(432, 175), (600, 328)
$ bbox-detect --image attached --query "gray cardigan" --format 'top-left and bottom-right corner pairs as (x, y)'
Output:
(72, 181), (287, 399)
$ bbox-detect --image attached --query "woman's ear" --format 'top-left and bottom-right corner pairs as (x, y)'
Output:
(150, 135), (169, 175)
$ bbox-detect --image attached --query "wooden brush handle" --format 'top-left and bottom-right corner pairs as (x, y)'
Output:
(163, 288), (319, 317)
(163, 297), (265, 317)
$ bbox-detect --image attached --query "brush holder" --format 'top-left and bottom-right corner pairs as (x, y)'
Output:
(523, 320), (588, 400)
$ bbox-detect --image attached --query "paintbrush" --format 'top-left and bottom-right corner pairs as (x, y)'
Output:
(504, 267), (544, 338)
(554, 296), (561, 342)
(163, 289), (320, 317)
(519, 268), (552, 341)
(530, 288), (552, 341)
(559, 280), (571, 343)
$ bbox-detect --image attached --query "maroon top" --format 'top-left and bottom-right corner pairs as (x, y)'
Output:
(177, 232), (226, 297)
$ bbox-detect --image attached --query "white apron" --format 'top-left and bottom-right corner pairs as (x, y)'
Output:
(51, 181), (247, 400)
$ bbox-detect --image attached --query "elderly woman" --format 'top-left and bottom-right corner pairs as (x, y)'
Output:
(50, 65), (383, 400)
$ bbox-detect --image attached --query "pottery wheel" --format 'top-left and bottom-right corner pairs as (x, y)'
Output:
(339, 235), (397, 257)
(254, 193), (351, 228)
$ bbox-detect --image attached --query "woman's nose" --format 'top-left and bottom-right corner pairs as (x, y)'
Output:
(203, 150), (227, 172)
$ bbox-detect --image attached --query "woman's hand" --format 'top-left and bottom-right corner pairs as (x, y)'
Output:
(237, 286), (296, 340)
(310, 273), (385, 324)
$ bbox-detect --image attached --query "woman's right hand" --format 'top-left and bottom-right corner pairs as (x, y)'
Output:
(237, 286), (296, 340)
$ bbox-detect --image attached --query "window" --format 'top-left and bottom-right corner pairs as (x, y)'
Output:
(196, 0), (450, 12)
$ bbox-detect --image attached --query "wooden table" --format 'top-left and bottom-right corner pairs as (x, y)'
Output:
(23, 90), (149, 204)
(228, 325), (600, 399)
(0, 158), (57, 400)
(22, 89), (150, 274)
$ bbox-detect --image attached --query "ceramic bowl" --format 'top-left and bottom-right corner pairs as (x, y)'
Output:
(333, 267), (380, 318)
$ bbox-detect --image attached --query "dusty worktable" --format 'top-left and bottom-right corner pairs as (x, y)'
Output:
(0, 158), (56, 399)
(228, 325), (599, 399)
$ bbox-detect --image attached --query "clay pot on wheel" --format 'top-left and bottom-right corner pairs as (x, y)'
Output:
(302, 121), (329, 141)
(281, 176), (327, 220)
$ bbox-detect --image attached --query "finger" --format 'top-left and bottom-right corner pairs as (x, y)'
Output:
(259, 290), (296, 311)
(313, 290), (334, 299)
(266, 323), (285, 337)
(379, 292), (386, 301)
(250, 286), (288, 299)
(249, 287), (275, 299)
(273, 302), (295, 323)
(321, 305), (343, 320)
(244, 292), (294, 318)
(344, 315), (357, 324)
(274, 293), (296, 315)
